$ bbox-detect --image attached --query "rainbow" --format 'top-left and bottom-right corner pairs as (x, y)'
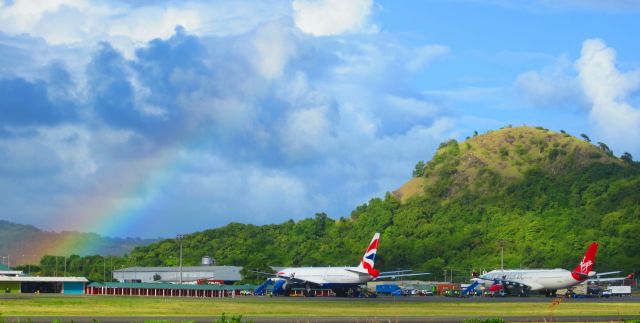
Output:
(37, 144), (186, 257)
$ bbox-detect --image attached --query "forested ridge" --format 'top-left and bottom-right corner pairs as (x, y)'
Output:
(0, 220), (155, 265)
(13, 126), (640, 282)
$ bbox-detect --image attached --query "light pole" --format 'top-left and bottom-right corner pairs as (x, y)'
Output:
(177, 234), (184, 284)
(499, 239), (505, 271)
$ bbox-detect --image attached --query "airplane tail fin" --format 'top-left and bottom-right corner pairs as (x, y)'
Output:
(358, 233), (380, 277)
(571, 242), (598, 280)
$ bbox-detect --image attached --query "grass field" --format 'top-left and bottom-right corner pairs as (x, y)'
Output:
(1, 295), (640, 319)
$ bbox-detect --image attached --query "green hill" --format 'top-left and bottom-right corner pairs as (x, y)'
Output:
(20, 126), (640, 282)
(0, 220), (156, 265)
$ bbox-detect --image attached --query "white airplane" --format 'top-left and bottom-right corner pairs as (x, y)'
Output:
(475, 242), (598, 297)
(274, 233), (430, 296)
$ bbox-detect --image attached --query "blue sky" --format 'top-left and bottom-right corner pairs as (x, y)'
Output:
(0, 0), (639, 238)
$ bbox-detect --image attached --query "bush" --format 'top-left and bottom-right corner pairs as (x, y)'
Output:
(215, 313), (253, 323)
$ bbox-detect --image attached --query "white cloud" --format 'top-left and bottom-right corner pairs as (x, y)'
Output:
(0, 0), (286, 58)
(279, 105), (335, 159)
(250, 22), (298, 79)
(292, 0), (374, 36)
(108, 6), (203, 45)
(385, 95), (439, 118)
(575, 38), (640, 155)
(407, 45), (450, 72)
(0, 0), (87, 35)
(515, 55), (583, 107)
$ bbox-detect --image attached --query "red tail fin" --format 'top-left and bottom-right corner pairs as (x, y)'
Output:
(571, 242), (598, 280)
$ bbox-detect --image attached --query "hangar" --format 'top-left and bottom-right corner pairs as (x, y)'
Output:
(112, 265), (242, 284)
(0, 276), (88, 294)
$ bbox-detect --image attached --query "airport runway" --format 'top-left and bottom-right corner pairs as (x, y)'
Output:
(258, 295), (640, 302)
(5, 315), (640, 323)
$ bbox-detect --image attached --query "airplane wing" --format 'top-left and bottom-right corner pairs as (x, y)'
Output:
(249, 269), (277, 277)
(589, 273), (634, 283)
(375, 272), (431, 280)
(379, 270), (413, 275)
(595, 271), (622, 276)
(345, 268), (373, 276)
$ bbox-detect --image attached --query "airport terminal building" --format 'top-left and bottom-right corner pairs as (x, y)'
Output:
(1, 264), (88, 294)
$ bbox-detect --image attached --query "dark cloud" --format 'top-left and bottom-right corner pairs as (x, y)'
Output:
(0, 77), (74, 126)
(133, 26), (208, 113)
(87, 42), (138, 128)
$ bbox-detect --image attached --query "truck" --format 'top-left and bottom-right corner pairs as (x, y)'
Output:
(375, 284), (404, 296)
(603, 286), (631, 297)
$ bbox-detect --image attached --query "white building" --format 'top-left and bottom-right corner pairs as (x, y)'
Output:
(113, 265), (242, 284)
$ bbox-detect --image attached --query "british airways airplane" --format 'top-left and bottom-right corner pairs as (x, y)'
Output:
(475, 242), (599, 296)
(275, 233), (429, 296)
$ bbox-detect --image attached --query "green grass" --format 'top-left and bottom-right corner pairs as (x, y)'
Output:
(1, 295), (640, 318)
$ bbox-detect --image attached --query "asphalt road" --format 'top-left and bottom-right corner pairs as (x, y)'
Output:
(281, 295), (640, 302)
(4, 315), (640, 323)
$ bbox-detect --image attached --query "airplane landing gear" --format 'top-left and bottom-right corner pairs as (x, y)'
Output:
(332, 288), (348, 297)
(303, 283), (313, 297)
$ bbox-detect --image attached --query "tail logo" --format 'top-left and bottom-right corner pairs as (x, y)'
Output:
(571, 242), (598, 281)
(359, 233), (380, 277)
(579, 258), (593, 273)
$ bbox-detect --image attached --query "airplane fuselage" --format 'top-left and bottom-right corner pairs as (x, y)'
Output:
(479, 269), (583, 291)
(277, 267), (373, 287)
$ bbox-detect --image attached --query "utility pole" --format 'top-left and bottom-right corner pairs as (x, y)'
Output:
(499, 239), (505, 271)
(177, 234), (184, 284)
(63, 256), (67, 276)
(103, 257), (106, 283)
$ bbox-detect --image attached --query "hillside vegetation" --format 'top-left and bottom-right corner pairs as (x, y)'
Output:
(0, 220), (155, 265)
(15, 126), (640, 282)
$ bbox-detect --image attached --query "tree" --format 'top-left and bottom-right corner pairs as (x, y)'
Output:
(580, 133), (591, 142)
(597, 142), (613, 155)
(240, 260), (274, 284)
(412, 160), (426, 177)
(621, 152), (633, 164)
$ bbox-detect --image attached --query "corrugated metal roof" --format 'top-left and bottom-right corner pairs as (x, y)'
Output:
(89, 282), (258, 290)
(113, 265), (241, 272)
(0, 276), (88, 283)
(113, 265), (242, 281)
(0, 270), (23, 275)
